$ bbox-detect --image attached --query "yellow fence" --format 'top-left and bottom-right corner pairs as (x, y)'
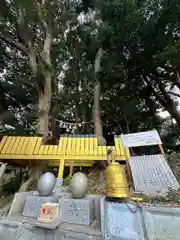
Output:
(0, 135), (130, 177)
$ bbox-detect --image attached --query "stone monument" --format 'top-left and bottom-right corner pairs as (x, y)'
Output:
(60, 172), (95, 226)
(22, 172), (58, 218)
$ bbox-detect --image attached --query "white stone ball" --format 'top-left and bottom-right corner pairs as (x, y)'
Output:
(37, 172), (56, 196)
(69, 172), (88, 198)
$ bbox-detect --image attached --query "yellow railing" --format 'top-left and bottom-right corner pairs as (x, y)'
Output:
(0, 135), (129, 177)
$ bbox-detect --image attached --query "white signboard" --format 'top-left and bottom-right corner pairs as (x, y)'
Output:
(122, 130), (162, 148)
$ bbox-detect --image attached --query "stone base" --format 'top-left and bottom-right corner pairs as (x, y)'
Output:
(22, 196), (58, 218)
(87, 195), (102, 221)
(0, 221), (20, 240)
(0, 220), (103, 240)
(105, 202), (144, 239)
(55, 178), (63, 186)
(8, 192), (61, 229)
(60, 197), (95, 226)
(8, 192), (34, 222)
(53, 178), (64, 198)
(56, 229), (103, 240)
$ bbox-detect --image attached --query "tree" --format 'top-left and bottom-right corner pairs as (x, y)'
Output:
(1, 0), (179, 146)
(0, 0), (76, 136)
(0, 54), (37, 135)
(112, 0), (180, 125)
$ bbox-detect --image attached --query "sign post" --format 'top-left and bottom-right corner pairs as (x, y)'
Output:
(121, 130), (165, 157)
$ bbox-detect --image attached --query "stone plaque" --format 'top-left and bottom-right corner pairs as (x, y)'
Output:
(129, 154), (179, 196)
(60, 197), (95, 226)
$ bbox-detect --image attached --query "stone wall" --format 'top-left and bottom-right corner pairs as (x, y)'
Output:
(101, 198), (180, 240)
(2, 195), (180, 240)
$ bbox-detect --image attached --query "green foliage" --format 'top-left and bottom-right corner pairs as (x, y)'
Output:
(0, 0), (180, 148)
(155, 39), (180, 68)
(63, 176), (72, 186)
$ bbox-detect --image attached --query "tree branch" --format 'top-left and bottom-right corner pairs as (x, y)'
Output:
(95, 48), (103, 75)
(141, 75), (167, 107)
(168, 91), (180, 98)
(43, 27), (52, 65)
(35, 2), (52, 67)
(0, 34), (28, 55)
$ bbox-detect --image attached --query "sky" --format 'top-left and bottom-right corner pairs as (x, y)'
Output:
(159, 85), (180, 120)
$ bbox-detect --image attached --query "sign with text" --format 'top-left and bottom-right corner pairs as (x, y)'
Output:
(38, 203), (59, 223)
(122, 130), (162, 148)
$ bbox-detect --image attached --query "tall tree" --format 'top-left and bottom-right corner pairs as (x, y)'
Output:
(0, 0), (75, 136)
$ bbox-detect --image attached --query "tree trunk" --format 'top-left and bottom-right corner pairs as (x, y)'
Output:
(19, 169), (38, 192)
(140, 87), (158, 115)
(93, 48), (106, 146)
(37, 72), (52, 135)
(93, 48), (107, 168)
(169, 71), (180, 89)
(143, 76), (180, 126)
(93, 81), (106, 145)
(36, 23), (52, 135)
(159, 84), (180, 125)
(1, 4), (53, 191)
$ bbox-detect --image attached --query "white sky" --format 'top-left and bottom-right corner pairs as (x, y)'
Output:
(159, 110), (170, 118)
(158, 85), (180, 121)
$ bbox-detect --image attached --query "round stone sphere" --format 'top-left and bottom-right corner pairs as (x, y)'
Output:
(69, 172), (88, 199)
(37, 172), (56, 196)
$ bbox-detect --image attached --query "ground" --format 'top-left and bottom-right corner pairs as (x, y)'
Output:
(0, 195), (13, 218)
(168, 152), (180, 182)
(87, 168), (106, 194)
